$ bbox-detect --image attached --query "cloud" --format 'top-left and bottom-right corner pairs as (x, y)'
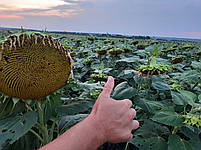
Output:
(23, 9), (84, 18)
(0, 0), (73, 10)
(0, 14), (24, 19)
(0, 0), (84, 18)
(0, 0), (109, 19)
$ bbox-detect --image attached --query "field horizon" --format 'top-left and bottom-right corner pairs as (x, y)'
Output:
(0, 26), (201, 43)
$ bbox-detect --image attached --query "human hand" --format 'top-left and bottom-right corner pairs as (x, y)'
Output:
(88, 76), (139, 144)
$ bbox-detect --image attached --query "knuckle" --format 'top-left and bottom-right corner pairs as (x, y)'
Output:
(131, 108), (136, 117)
(128, 112), (133, 120)
(133, 120), (139, 129)
(128, 134), (133, 140)
(123, 99), (132, 108)
(124, 133), (133, 141)
(128, 108), (136, 120)
(104, 84), (111, 90)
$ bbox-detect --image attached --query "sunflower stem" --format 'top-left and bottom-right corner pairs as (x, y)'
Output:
(29, 129), (44, 143)
(37, 100), (50, 146)
(125, 142), (129, 150)
(49, 116), (58, 141)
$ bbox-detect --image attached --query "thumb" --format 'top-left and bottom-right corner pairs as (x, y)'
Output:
(99, 76), (114, 99)
(91, 76), (114, 113)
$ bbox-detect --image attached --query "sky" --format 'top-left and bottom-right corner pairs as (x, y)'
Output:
(0, 0), (201, 39)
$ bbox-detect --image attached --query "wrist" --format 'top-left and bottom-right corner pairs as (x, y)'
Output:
(85, 114), (106, 147)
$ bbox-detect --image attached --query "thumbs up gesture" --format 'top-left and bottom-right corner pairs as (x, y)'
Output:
(89, 76), (139, 144)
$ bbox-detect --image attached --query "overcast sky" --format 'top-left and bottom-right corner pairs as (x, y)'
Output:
(0, 0), (201, 39)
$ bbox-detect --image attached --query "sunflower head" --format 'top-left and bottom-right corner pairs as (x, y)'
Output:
(0, 32), (72, 100)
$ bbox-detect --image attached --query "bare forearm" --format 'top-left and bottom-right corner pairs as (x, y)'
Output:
(40, 116), (104, 150)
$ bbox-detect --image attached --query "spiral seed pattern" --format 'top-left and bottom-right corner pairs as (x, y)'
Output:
(0, 33), (71, 100)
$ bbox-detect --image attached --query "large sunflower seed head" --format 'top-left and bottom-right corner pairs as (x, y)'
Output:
(0, 32), (72, 100)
